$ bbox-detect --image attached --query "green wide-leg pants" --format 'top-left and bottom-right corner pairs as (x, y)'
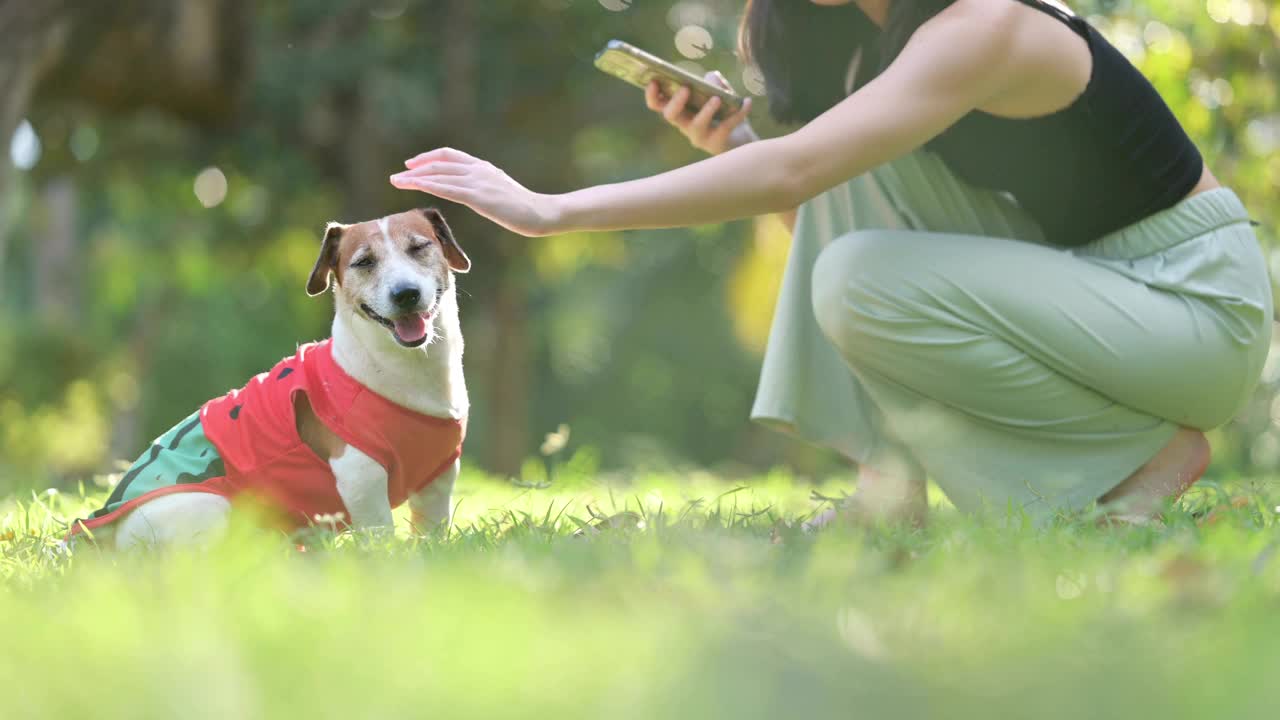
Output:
(752, 151), (1272, 519)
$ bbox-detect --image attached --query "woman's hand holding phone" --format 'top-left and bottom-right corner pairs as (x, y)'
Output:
(646, 71), (756, 156)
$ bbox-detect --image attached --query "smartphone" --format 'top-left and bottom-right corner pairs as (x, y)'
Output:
(594, 39), (744, 118)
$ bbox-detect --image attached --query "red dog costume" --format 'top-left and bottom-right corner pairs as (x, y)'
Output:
(71, 340), (464, 535)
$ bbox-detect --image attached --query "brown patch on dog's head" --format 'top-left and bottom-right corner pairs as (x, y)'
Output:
(410, 207), (470, 273)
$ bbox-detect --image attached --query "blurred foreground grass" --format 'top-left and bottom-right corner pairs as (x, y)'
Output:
(2, 468), (1279, 719)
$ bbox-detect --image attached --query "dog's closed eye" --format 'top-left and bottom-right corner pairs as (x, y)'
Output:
(352, 255), (376, 269)
(406, 235), (431, 256)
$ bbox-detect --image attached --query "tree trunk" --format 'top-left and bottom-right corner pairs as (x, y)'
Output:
(33, 176), (80, 324)
(0, 4), (72, 284)
(439, 2), (533, 476)
(488, 276), (533, 477)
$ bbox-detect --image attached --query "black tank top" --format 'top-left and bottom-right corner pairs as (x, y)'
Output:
(923, 0), (1204, 247)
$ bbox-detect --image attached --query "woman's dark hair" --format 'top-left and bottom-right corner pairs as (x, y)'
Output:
(739, 0), (957, 125)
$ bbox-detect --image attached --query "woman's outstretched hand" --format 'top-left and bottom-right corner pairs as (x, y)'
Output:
(646, 72), (756, 156)
(390, 148), (559, 237)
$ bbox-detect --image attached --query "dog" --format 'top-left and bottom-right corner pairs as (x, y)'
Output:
(68, 208), (471, 550)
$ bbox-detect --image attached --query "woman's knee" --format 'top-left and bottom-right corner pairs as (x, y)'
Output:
(810, 229), (910, 342)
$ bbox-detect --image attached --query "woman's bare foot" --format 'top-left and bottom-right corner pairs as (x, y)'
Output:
(1099, 427), (1210, 523)
(803, 465), (928, 531)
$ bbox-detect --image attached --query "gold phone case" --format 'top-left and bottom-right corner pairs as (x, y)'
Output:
(594, 39), (744, 115)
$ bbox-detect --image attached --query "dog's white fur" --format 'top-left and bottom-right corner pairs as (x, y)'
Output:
(100, 212), (468, 550)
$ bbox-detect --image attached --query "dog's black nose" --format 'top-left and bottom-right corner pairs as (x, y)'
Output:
(390, 284), (421, 309)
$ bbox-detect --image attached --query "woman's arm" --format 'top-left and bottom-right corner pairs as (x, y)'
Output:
(391, 0), (1018, 237)
(643, 75), (799, 234)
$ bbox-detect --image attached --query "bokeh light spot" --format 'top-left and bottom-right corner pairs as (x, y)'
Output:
(194, 167), (229, 208)
(675, 25), (713, 60)
(1142, 21), (1174, 53)
(9, 119), (41, 171)
(742, 66), (766, 96)
(1244, 115), (1280, 156)
(667, 1), (711, 29)
(1192, 74), (1235, 109)
(1207, 0), (1270, 25)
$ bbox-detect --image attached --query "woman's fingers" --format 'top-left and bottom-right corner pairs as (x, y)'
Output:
(636, 73), (757, 155)
(687, 95), (721, 138)
(705, 70), (734, 92)
(707, 97), (752, 147)
(645, 80), (665, 111)
(390, 161), (471, 184)
(662, 86), (692, 126)
(404, 147), (467, 169)
(399, 177), (475, 205)
(403, 147), (477, 170)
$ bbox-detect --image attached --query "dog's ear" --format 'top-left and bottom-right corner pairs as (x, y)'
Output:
(306, 222), (346, 296)
(420, 207), (470, 273)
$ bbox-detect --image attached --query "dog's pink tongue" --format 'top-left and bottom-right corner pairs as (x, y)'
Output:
(393, 313), (428, 343)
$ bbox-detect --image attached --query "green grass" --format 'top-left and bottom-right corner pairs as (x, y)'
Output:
(2, 466), (1279, 719)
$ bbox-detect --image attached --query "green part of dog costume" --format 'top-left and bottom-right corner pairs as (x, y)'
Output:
(92, 411), (226, 520)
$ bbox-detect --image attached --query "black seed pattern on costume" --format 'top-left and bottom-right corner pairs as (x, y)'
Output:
(176, 457), (226, 485)
(230, 404), (242, 420)
(95, 443), (163, 516)
(277, 367), (294, 380)
(167, 415), (202, 449)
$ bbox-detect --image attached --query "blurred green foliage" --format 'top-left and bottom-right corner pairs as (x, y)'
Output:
(0, 0), (1277, 492)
